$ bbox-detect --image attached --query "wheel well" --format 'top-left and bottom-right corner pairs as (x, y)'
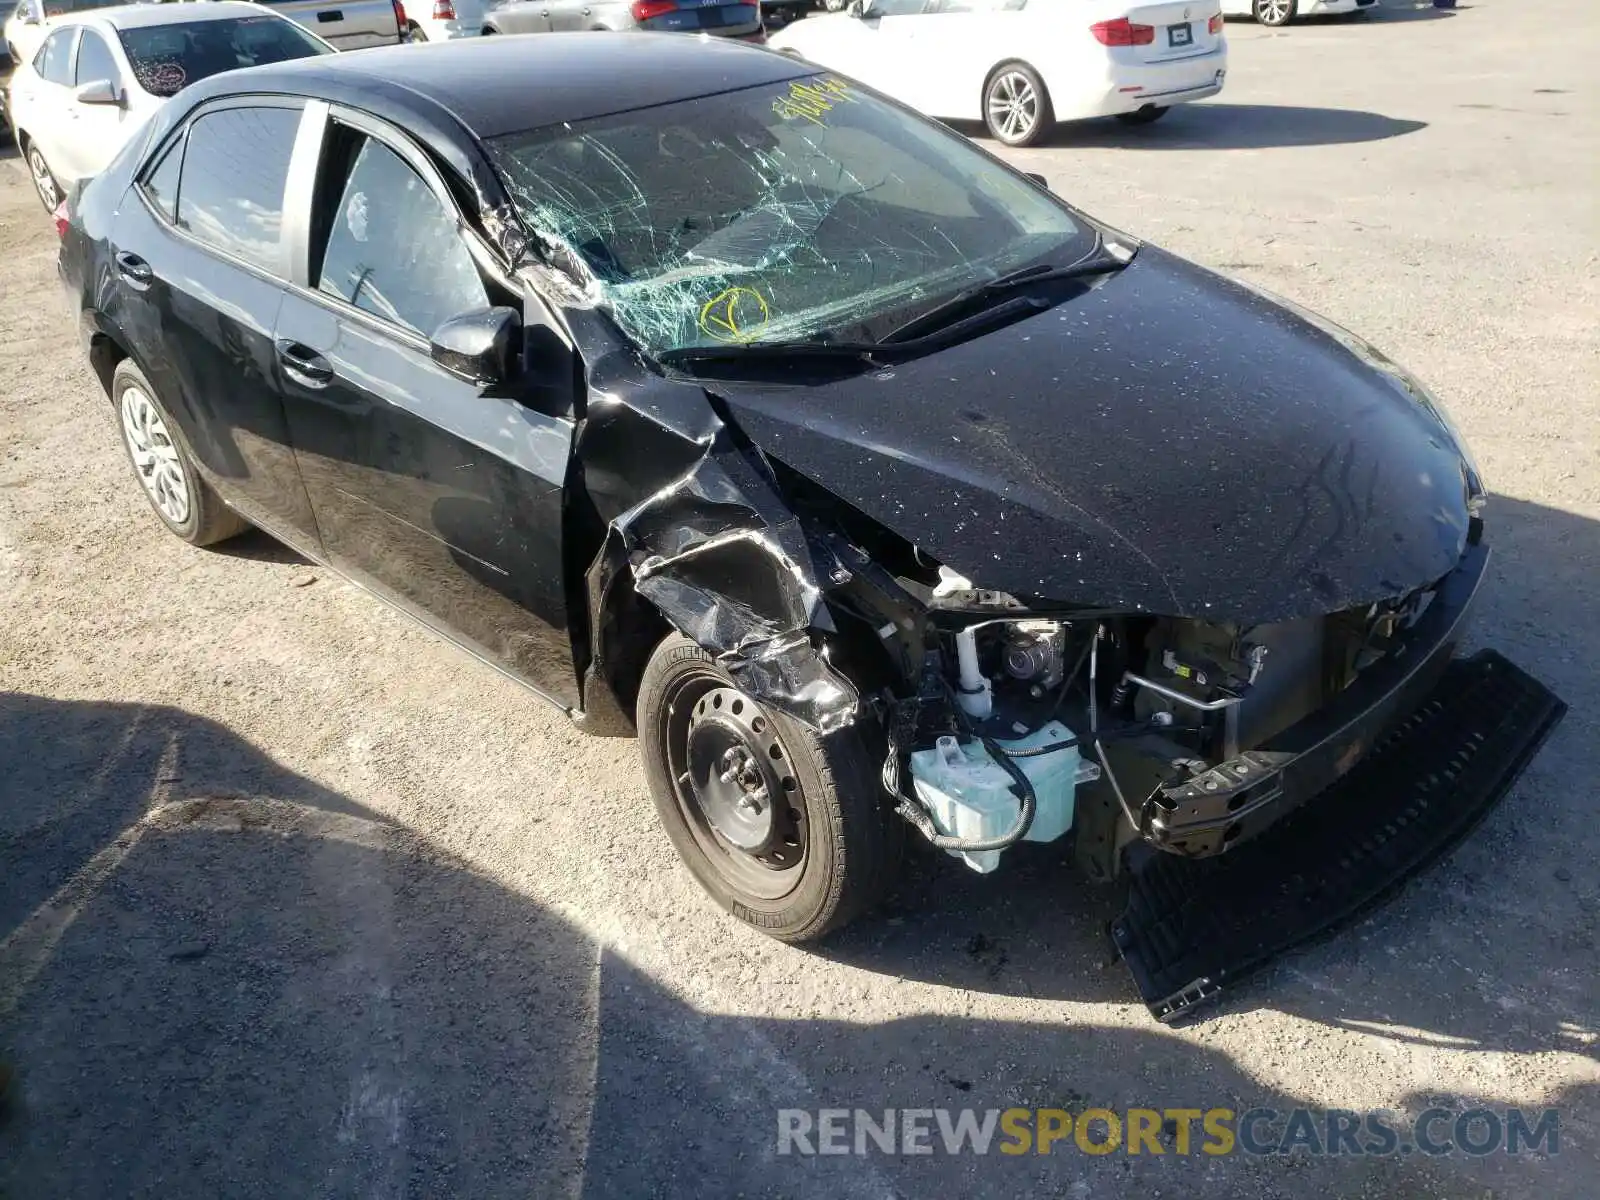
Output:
(983, 58), (1045, 101)
(88, 332), (128, 400)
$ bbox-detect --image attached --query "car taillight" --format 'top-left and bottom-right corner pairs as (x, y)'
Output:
(53, 200), (69, 241)
(630, 0), (677, 19)
(393, 0), (407, 31)
(1090, 17), (1155, 46)
(432, 0), (455, 17)
(1208, 12), (1223, 33)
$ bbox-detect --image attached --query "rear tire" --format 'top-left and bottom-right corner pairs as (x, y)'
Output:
(1115, 105), (1170, 125)
(111, 360), (249, 547)
(637, 633), (900, 942)
(983, 62), (1053, 147)
(22, 136), (60, 212)
(1254, 0), (1296, 24)
(407, 21), (427, 41)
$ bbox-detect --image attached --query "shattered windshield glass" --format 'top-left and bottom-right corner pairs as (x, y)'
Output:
(489, 74), (1090, 354)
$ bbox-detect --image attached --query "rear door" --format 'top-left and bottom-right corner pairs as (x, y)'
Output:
(107, 99), (322, 545)
(252, 0), (402, 48)
(15, 25), (78, 177)
(273, 104), (582, 704)
(484, 0), (552, 33)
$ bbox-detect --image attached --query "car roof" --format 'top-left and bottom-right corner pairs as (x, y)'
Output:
(62, 2), (282, 31)
(199, 32), (815, 139)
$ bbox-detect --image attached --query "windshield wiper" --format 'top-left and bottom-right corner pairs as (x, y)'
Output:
(657, 340), (891, 370)
(881, 253), (1132, 345)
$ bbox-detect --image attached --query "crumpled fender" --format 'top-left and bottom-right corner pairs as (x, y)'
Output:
(572, 337), (859, 733)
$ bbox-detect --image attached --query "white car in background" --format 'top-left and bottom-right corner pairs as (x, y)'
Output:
(768, 0), (1226, 147)
(7, 1), (331, 210)
(4, 0), (134, 72)
(1221, 0), (1377, 26)
(404, 0), (485, 40)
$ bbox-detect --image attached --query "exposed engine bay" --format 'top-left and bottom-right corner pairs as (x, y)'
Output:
(826, 534), (1444, 883)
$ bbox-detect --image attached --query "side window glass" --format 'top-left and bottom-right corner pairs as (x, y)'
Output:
(74, 29), (118, 87)
(34, 29), (76, 85)
(176, 106), (302, 275)
(142, 137), (183, 223)
(867, 0), (927, 14)
(315, 134), (488, 339)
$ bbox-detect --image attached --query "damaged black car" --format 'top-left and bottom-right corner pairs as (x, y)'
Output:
(60, 35), (1564, 1018)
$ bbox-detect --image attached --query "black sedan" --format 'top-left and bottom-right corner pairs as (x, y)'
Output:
(59, 34), (1562, 1017)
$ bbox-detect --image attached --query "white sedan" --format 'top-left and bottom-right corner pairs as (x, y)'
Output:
(7, 2), (331, 211)
(1221, 0), (1378, 26)
(767, 0), (1227, 147)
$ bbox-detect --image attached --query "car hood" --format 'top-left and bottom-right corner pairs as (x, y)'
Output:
(706, 246), (1479, 624)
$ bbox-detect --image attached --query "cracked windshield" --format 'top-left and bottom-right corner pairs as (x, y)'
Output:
(490, 74), (1090, 355)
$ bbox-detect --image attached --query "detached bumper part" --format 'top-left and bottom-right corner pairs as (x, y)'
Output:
(1146, 540), (1490, 856)
(1113, 649), (1565, 1022)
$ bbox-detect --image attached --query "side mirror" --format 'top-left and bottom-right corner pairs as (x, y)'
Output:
(430, 305), (522, 386)
(74, 79), (123, 107)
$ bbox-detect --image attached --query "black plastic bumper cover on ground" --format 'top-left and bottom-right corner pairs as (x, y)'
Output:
(1112, 650), (1566, 1022)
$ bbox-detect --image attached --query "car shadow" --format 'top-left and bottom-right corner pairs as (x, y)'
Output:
(206, 525), (311, 565)
(2, 691), (1587, 1197)
(1362, 0), (1467, 20)
(1052, 103), (1426, 150)
(818, 493), (1595, 1064)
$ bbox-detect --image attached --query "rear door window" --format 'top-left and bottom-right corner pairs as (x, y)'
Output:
(175, 105), (302, 275)
(313, 132), (488, 338)
(33, 28), (77, 85)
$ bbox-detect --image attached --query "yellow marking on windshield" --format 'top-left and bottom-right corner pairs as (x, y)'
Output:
(698, 287), (771, 343)
(772, 77), (858, 126)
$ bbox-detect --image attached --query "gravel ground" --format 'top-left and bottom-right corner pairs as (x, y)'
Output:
(1, 2), (1596, 1196)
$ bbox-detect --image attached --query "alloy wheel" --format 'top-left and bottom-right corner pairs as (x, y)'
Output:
(1256, 0), (1294, 24)
(27, 144), (58, 211)
(120, 385), (191, 526)
(987, 71), (1039, 143)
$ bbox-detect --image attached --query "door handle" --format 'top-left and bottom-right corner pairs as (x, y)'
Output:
(114, 251), (153, 288)
(276, 340), (334, 388)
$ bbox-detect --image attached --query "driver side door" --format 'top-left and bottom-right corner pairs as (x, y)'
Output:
(274, 103), (583, 705)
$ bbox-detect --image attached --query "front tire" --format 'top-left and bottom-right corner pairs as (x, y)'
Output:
(983, 63), (1053, 147)
(1115, 105), (1170, 125)
(1254, 0), (1296, 24)
(112, 360), (248, 546)
(637, 633), (899, 941)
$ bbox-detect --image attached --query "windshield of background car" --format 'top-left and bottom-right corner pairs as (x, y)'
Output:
(489, 74), (1089, 354)
(118, 16), (330, 98)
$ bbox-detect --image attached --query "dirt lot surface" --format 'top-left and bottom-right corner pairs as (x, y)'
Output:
(1, 2), (1596, 1196)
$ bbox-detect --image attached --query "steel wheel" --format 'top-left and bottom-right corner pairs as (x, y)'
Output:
(26, 141), (59, 212)
(1254, 0), (1296, 24)
(987, 70), (1040, 144)
(120, 383), (191, 527)
(664, 674), (808, 899)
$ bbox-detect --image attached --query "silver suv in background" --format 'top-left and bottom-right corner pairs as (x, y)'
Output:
(176, 0), (405, 47)
(482, 0), (762, 40)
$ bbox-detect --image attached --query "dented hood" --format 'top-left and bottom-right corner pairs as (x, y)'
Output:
(709, 247), (1479, 624)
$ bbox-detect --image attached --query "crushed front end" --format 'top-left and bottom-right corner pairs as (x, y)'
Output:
(807, 501), (1565, 1021)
